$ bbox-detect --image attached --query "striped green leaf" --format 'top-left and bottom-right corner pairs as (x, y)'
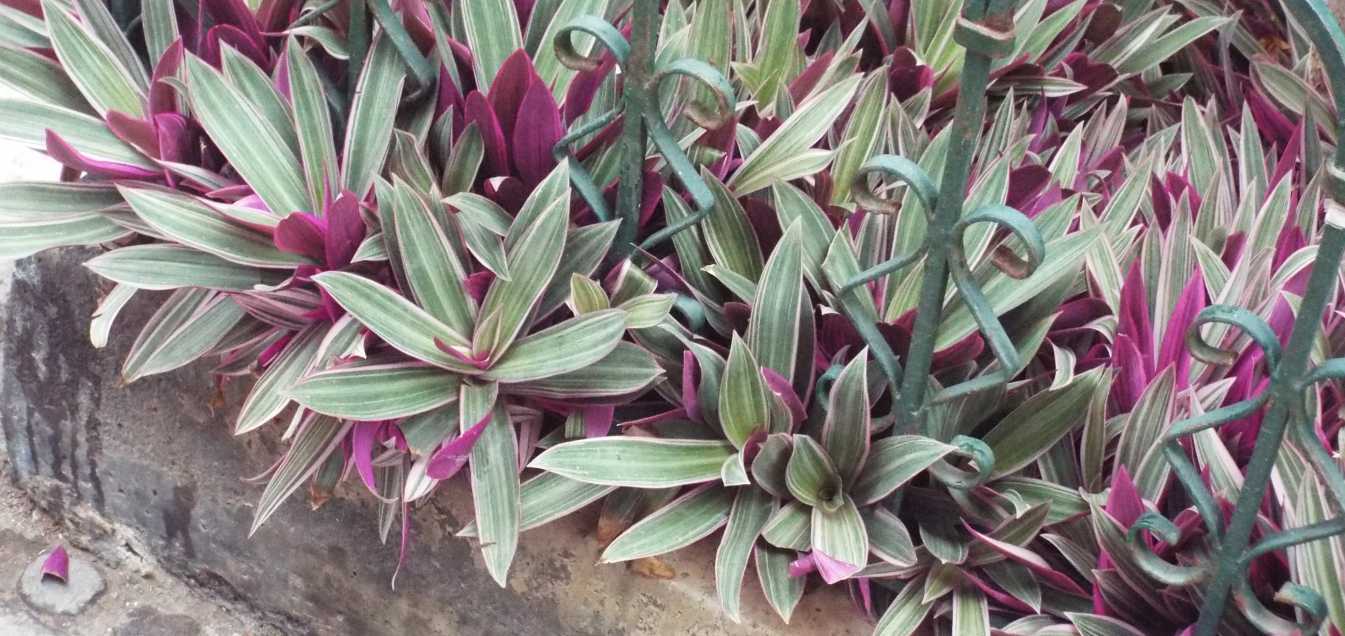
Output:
(1066, 613), (1146, 636)
(864, 507), (916, 567)
(89, 283), (135, 348)
(122, 289), (244, 382)
(936, 228), (1101, 348)
(822, 350), (870, 485)
(0, 211), (128, 260)
(120, 187), (309, 268)
(251, 415), (351, 534)
(811, 495), (868, 582)
(874, 576), (935, 635)
(290, 358), (461, 420)
(728, 74), (861, 196)
(601, 485), (733, 562)
(461, 0), (524, 89)
(507, 341), (662, 400)
(618, 293), (674, 329)
(458, 472), (615, 538)
(719, 334), (771, 447)
(184, 55), (308, 216)
(851, 435), (958, 504)
(141, 0), (178, 62)
(982, 368), (1110, 479)
(474, 187), (568, 361)
(537, 221), (618, 318)
(1114, 16), (1229, 75)
(220, 46), (299, 158)
(568, 274), (610, 314)
(733, 0), (798, 111)
(702, 172), (765, 280)
(285, 39), (339, 207)
(762, 501), (811, 550)
(715, 486), (774, 621)
(755, 545), (805, 623)
(786, 435), (842, 508)
(830, 72), (888, 203)
(0, 98), (152, 167)
(771, 183), (833, 287)
(387, 181), (476, 335)
(530, 437), (735, 488)
(952, 586), (990, 636)
(71, 0), (146, 88)
(461, 382), (519, 586)
(86, 244), (280, 291)
(484, 309), (626, 383)
(42, 0), (145, 117)
(313, 271), (480, 373)
(342, 35), (405, 197)
(746, 221), (804, 381)
(0, 45), (90, 111)
(458, 211), (511, 280)
(235, 325), (327, 434)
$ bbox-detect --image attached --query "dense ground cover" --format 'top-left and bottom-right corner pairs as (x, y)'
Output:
(0, 0), (1343, 633)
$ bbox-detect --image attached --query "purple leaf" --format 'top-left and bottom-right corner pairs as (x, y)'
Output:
(787, 553), (816, 577)
(681, 350), (701, 422)
(812, 549), (862, 585)
(761, 367), (806, 430)
(105, 111), (160, 158)
(43, 130), (160, 179)
(1116, 259), (1154, 368)
(274, 212), (328, 262)
(40, 545), (69, 583)
(426, 409), (493, 479)
(488, 50), (540, 143)
(964, 522), (1087, 596)
(962, 568), (1036, 613)
(583, 405), (614, 439)
(149, 40), (185, 116)
(464, 271), (494, 306)
(1110, 334), (1148, 414)
(511, 79), (563, 188)
(464, 91), (509, 177)
(886, 47), (932, 101)
(324, 191), (366, 267)
(351, 422), (380, 493)
(202, 25), (266, 69)
(1156, 270), (1204, 386)
(154, 113), (195, 165)
(203, 0), (265, 58)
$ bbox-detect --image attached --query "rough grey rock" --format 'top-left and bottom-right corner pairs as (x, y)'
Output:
(1, 249), (867, 635)
(113, 607), (203, 636)
(18, 550), (104, 615)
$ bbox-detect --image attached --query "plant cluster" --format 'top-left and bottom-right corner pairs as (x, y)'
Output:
(1, 0), (1343, 633)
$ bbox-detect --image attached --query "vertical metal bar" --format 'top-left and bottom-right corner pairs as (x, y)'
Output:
(1192, 224), (1345, 634)
(609, 0), (658, 264)
(896, 2), (1006, 434)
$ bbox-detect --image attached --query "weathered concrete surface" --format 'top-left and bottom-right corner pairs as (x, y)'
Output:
(0, 152), (869, 633)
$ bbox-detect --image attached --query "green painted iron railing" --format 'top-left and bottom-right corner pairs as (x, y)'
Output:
(1124, 2), (1345, 633)
(547, 0), (1345, 632)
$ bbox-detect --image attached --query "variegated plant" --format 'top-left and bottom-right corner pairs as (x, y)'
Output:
(2, 1), (1344, 634)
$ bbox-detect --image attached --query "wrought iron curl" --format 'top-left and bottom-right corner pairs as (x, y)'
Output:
(827, 0), (1044, 443)
(1121, 4), (1345, 632)
(550, 2), (735, 259)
